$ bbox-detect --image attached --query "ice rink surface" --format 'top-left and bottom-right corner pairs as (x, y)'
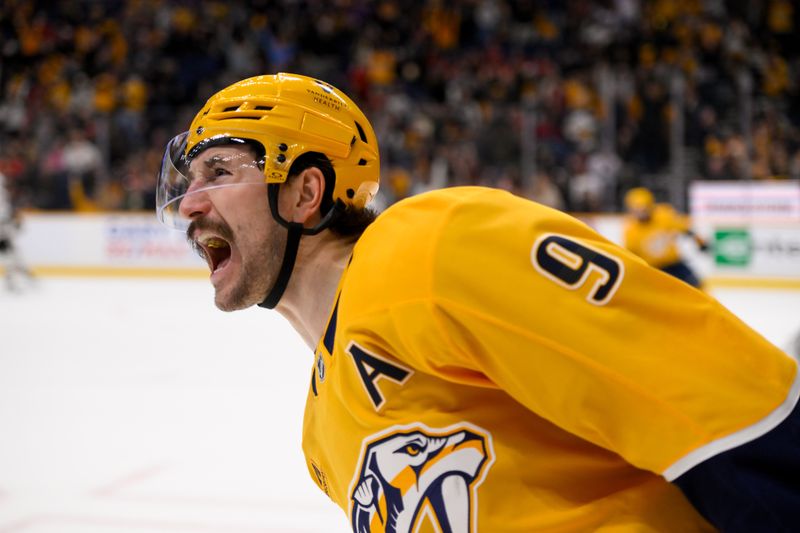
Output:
(1, 276), (798, 533)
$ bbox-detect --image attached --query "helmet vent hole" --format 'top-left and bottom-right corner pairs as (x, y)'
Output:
(223, 105), (240, 112)
(255, 105), (273, 111)
(358, 159), (367, 166)
(350, 135), (356, 146)
(354, 121), (368, 143)
(346, 188), (355, 199)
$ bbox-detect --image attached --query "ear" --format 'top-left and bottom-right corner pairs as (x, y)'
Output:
(280, 167), (325, 227)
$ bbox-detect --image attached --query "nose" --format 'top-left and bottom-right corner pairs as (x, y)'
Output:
(177, 187), (212, 221)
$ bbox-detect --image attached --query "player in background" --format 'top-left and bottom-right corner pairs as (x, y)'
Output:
(623, 186), (708, 288)
(156, 73), (799, 532)
(0, 171), (34, 293)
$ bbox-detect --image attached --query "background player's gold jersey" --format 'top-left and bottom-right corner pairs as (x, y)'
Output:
(623, 203), (691, 268)
(302, 187), (798, 532)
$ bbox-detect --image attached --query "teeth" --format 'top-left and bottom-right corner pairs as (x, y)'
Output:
(198, 234), (228, 248)
(206, 237), (228, 249)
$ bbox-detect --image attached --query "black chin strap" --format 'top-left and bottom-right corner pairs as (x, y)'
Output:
(257, 184), (344, 309)
(258, 220), (303, 309)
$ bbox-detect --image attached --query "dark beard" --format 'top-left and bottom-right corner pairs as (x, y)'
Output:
(186, 216), (287, 312)
(221, 226), (286, 311)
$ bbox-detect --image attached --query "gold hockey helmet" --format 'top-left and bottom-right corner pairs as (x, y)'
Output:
(157, 73), (380, 229)
(187, 73), (379, 206)
(624, 187), (655, 212)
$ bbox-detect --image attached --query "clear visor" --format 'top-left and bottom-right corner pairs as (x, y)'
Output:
(156, 131), (266, 230)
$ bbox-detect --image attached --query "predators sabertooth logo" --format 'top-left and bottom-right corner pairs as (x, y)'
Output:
(349, 423), (494, 533)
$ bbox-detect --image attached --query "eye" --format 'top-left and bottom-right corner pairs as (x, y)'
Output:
(403, 443), (422, 456)
(204, 166), (230, 183)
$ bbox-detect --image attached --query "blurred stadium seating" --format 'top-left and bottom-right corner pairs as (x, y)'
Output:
(0, 0), (798, 215)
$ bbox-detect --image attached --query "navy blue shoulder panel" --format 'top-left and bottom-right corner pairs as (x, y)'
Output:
(323, 295), (340, 355)
(672, 399), (800, 532)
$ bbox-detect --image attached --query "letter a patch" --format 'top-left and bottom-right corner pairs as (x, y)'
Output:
(347, 341), (413, 411)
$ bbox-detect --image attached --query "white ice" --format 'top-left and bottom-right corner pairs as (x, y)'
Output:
(0, 278), (350, 533)
(0, 277), (798, 533)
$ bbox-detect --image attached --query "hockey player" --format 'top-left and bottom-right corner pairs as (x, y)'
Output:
(623, 187), (707, 288)
(156, 74), (799, 532)
(0, 172), (34, 292)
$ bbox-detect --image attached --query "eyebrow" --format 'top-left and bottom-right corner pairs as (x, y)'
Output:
(203, 155), (229, 167)
(187, 154), (231, 182)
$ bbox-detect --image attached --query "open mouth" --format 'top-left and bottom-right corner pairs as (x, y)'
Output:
(198, 235), (232, 273)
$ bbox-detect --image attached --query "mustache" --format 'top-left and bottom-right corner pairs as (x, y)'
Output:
(186, 218), (236, 256)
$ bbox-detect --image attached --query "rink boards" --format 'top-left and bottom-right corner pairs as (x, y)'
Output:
(7, 210), (800, 290)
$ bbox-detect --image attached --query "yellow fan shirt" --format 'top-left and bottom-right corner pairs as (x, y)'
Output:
(302, 187), (798, 532)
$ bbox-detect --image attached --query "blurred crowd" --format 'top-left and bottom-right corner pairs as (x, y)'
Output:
(0, 0), (798, 215)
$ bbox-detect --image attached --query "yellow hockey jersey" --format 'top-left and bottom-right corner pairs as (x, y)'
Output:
(623, 203), (692, 268)
(302, 187), (798, 532)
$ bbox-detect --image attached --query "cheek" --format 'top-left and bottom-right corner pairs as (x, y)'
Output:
(235, 209), (276, 253)
(219, 188), (271, 225)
